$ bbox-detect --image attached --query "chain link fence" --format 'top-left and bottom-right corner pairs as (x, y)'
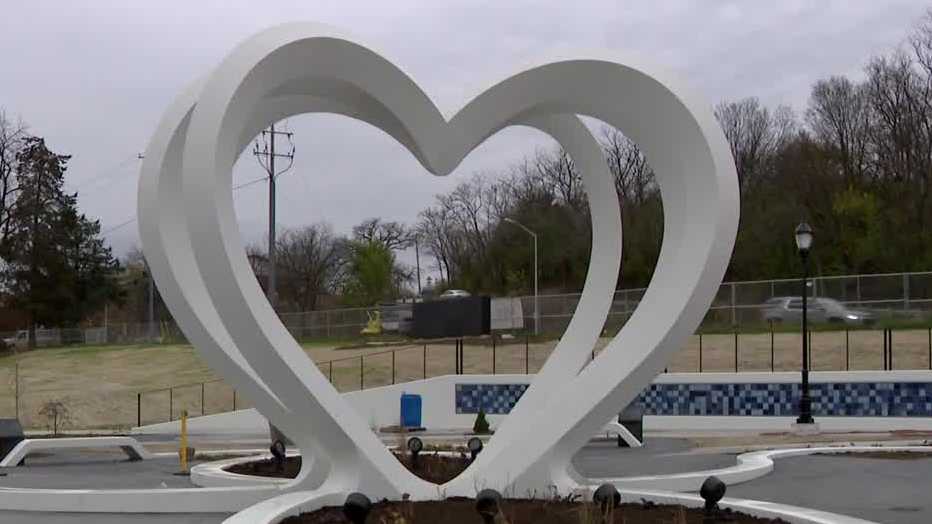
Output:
(2, 271), (929, 349)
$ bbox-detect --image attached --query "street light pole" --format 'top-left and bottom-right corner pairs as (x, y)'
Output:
(795, 222), (815, 425)
(504, 218), (539, 335)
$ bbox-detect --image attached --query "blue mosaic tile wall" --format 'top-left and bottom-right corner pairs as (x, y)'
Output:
(454, 382), (932, 417)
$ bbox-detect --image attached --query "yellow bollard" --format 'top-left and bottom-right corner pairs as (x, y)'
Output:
(179, 409), (188, 473)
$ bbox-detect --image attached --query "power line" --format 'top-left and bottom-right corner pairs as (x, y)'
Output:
(69, 154), (139, 191)
(99, 175), (270, 236)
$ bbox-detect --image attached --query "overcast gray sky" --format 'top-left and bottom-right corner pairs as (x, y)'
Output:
(2, 0), (929, 273)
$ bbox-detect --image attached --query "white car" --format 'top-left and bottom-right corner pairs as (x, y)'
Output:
(438, 289), (472, 300)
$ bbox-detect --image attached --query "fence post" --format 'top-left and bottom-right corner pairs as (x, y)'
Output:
(903, 274), (910, 311)
(137, 393), (141, 428)
(168, 387), (173, 422)
(845, 330), (850, 371)
(391, 351), (395, 385)
(423, 345), (427, 379)
(730, 283), (737, 326)
(14, 362), (18, 420)
(698, 333), (703, 373)
(770, 323), (774, 372)
(525, 334), (529, 374)
(328, 361), (333, 383)
(882, 329), (888, 370)
(201, 382), (206, 416)
(233, 389), (236, 411)
(886, 329), (890, 370)
(360, 355), (364, 390)
(734, 331), (738, 372)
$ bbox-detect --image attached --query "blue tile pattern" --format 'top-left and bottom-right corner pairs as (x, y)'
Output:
(453, 382), (932, 417)
(455, 383), (529, 414)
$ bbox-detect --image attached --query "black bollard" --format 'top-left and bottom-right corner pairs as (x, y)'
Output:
(593, 483), (621, 512)
(467, 437), (483, 462)
(270, 440), (286, 473)
(407, 437), (423, 469)
(699, 475), (726, 514)
(343, 492), (372, 524)
(475, 488), (502, 524)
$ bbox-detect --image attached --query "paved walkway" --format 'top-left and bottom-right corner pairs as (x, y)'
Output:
(2, 438), (928, 523)
(728, 453), (932, 524)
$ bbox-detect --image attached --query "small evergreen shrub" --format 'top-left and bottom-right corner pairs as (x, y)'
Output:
(473, 409), (490, 434)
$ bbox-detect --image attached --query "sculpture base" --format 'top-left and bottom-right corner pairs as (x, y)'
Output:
(791, 422), (821, 436)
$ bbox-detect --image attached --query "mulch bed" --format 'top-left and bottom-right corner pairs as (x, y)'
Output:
(225, 452), (471, 484)
(281, 499), (789, 523)
(817, 451), (932, 460)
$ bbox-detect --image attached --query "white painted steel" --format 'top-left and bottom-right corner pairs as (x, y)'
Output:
(0, 437), (154, 468)
(137, 20), (738, 514)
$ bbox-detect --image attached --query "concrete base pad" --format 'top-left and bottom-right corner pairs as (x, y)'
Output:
(791, 422), (821, 436)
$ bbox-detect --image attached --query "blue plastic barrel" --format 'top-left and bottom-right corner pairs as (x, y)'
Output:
(400, 393), (422, 428)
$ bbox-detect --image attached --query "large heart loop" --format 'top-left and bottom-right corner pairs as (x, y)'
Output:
(139, 21), (738, 499)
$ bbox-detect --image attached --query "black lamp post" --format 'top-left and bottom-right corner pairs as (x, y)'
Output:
(795, 222), (814, 425)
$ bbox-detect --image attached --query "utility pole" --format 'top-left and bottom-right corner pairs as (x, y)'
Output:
(147, 262), (156, 343)
(253, 123), (295, 310)
(414, 236), (422, 296)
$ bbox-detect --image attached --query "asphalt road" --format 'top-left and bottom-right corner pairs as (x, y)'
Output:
(0, 439), (926, 523)
(728, 454), (932, 524)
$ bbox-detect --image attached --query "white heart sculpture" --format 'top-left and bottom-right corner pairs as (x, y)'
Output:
(138, 22), (738, 502)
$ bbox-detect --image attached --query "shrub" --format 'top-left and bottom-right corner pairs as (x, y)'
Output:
(473, 409), (490, 434)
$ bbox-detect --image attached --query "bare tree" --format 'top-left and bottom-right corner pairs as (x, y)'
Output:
(806, 77), (872, 184)
(275, 224), (346, 311)
(0, 110), (28, 246)
(352, 218), (412, 252)
(714, 98), (795, 191)
(600, 127), (655, 205)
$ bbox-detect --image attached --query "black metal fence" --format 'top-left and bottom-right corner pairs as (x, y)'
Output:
(130, 326), (932, 427)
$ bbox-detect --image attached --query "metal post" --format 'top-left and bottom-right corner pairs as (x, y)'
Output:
(233, 390), (237, 411)
(533, 233), (539, 335)
(423, 344), (427, 379)
(14, 362), (19, 420)
(734, 331), (738, 372)
(698, 333), (703, 373)
(770, 324), (774, 372)
(525, 334), (529, 374)
(169, 388), (173, 422)
(903, 273), (910, 311)
(845, 330), (850, 371)
(328, 360), (333, 382)
(137, 393), (141, 428)
(928, 328), (931, 371)
(391, 351), (396, 384)
(730, 282), (737, 326)
(147, 263), (156, 343)
(201, 382), (206, 416)
(359, 355), (364, 390)
(887, 329), (893, 371)
(882, 330), (887, 370)
(492, 336), (496, 374)
(797, 252), (814, 424)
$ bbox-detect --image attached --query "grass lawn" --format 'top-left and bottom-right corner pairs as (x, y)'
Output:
(0, 327), (928, 431)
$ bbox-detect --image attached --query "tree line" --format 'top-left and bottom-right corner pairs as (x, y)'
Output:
(412, 10), (932, 296)
(244, 10), (932, 308)
(0, 112), (120, 346)
(5, 10), (932, 334)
